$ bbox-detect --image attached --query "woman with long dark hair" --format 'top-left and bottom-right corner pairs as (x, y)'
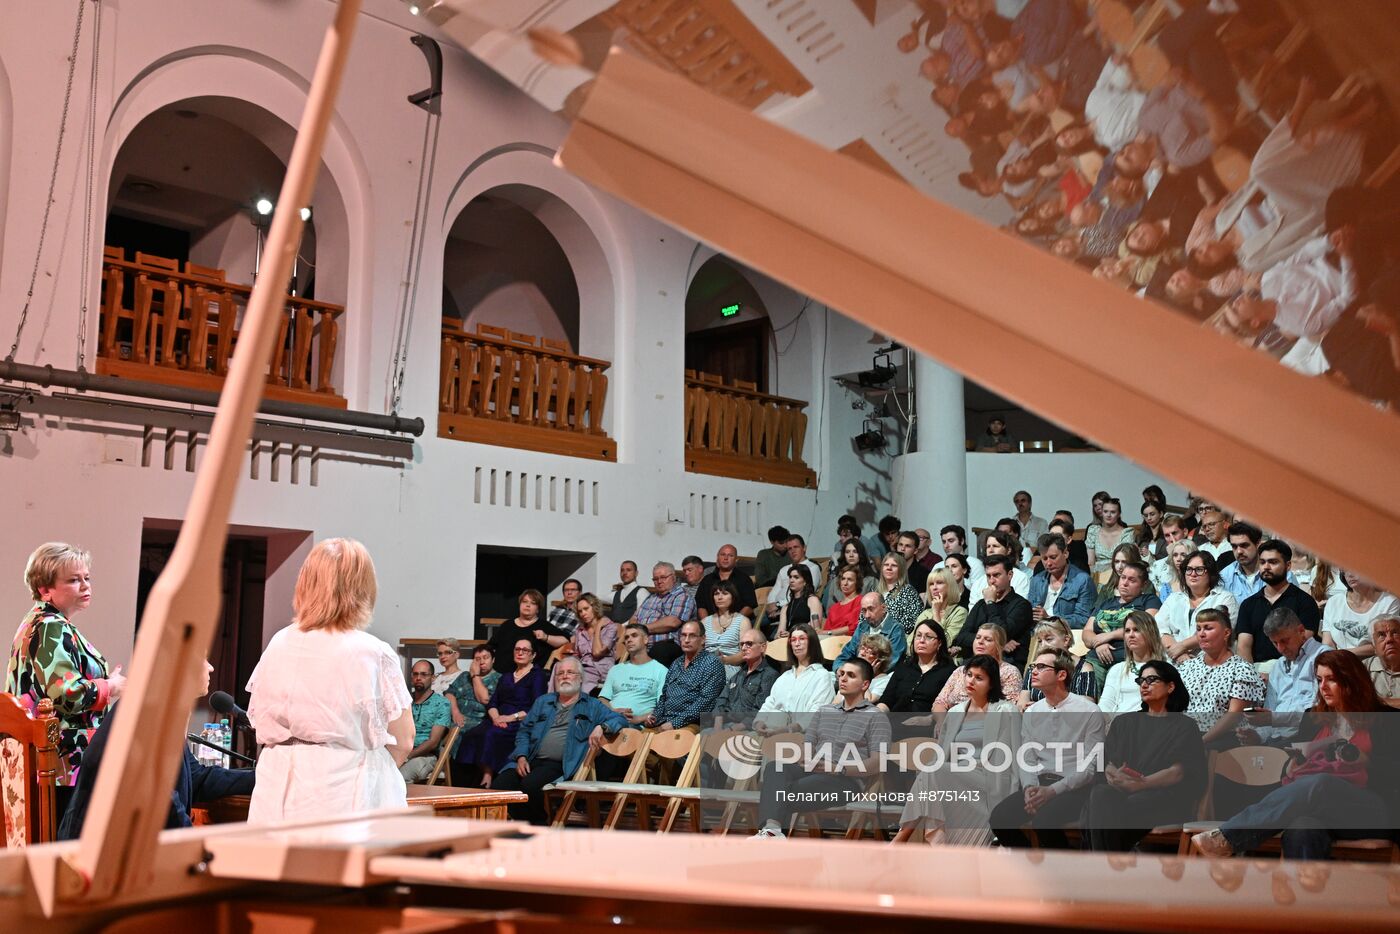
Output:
(1194, 651), (1397, 860)
(1083, 659), (1207, 850)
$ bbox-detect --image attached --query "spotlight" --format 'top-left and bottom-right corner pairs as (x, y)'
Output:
(254, 197), (274, 216)
(299, 206), (313, 222)
(856, 351), (896, 388)
(0, 397), (21, 432)
(408, 3), (420, 13)
(853, 418), (886, 452)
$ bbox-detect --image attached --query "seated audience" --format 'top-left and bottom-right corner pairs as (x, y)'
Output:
(858, 633), (895, 703)
(756, 625), (835, 733)
(1155, 536), (1197, 603)
(606, 560), (643, 624)
(1015, 617), (1095, 708)
(696, 544), (758, 621)
(899, 655), (1022, 846)
(1084, 560), (1160, 690)
(1028, 533), (1096, 627)
(934, 623), (1023, 710)
(754, 526), (792, 589)
(1193, 651), (1399, 860)
(835, 592), (907, 670)
(680, 555), (706, 606)
(634, 561), (696, 666)
(879, 620), (955, 713)
(599, 623), (667, 725)
(959, 555), (1034, 668)
(703, 580), (750, 678)
(1086, 497), (1134, 574)
(776, 565), (824, 638)
(1178, 609), (1265, 748)
(767, 535), (822, 629)
(825, 566), (865, 636)
(1092, 543), (1146, 611)
(548, 578), (583, 637)
(444, 645), (499, 754)
(1048, 513), (1090, 573)
(1322, 571), (1399, 656)
(1366, 616), (1400, 706)
(488, 589), (565, 674)
(1083, 659), (1207, 851)
(1136, 501), (1168, 561)
(991, 650), (1107, 849)
(894, 531), (931, 593)
(979, 531), (1031, 598)
(1012, 490), (1049, 554)
(1236, 541), (1321, 663)
(1196, 510), (1231, 561)
(941, 554), (977, 610)
(753, 658), (891, 839)
(1218, 522), (1268, 603)
(1238, 607), (1325, 745)
(432, 639), (466, 694)
(939, 526), (986, 584)
(455, 638), (549, 787)
(493, 656), (628, 825)
(571, 593), (618, 695)
(643, 620), (725, 731)
(1149, 516), (1190, 597)
(875, 553), (925, 637)
(714, 629), (779, 728)
(1099, 612), (1167, 714)
(1157, 551), (1239, 661)
(825, 537), (877, 606)
(59, 660), (254, 839)
(400, 660), (454, 782)
(917, 567), (969, 655)
(873, 514), (902, 559)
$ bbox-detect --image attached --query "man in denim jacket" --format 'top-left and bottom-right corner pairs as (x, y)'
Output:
(494, 656), (627, 824)
(1027, 533), (1097, 627)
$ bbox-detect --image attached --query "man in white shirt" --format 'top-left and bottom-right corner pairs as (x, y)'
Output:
(978, 530), (1031, 600)
(606, 560), (643, 624)
(1197, 510), (1232, 561)
(990, 650), (1107, 848)
(1012, 490), (1048, 555)
(936, 525), (985, 583)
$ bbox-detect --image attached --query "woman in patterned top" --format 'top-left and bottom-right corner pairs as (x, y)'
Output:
(1178, 607), (1265, 748)
(7, 543), (125, 781)
(876, 553), (924, 637)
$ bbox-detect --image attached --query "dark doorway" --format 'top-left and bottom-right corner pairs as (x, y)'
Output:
(136, 526), (266, 711)
(105, 213), (191, 265)
(473, 552), (551, 639)
(685, 318), (771, 390)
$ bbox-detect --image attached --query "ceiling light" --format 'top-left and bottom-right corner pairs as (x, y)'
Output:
(255, 198), (274, 216)
(299, 206), (313, 222)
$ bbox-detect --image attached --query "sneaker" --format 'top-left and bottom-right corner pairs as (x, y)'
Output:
(1191, 829), (1233, 858)
(752, 826), (786, 840)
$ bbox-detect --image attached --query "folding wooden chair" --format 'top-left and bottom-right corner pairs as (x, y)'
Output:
(712, 730), (804, 835)
(1179, 746), (1288, 855)
(424, 725), (462, 787)
(607, 727), (705, 831)
(0, 695), (60, 848)
(544, 727), (650, 828)
(820, 635), (851, 660)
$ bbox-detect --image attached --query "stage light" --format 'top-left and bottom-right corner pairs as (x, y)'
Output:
(853, 418), (885, 452)
(299, 206), (313, 222)
(856, 351), (896, 387)
(255, 198), (274, 216)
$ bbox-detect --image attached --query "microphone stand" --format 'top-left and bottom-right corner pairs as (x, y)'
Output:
(185, 732), (256, 766)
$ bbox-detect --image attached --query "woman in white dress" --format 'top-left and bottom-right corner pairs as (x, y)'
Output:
(246, 538), (414, 823)
(755, 625), (834, 733)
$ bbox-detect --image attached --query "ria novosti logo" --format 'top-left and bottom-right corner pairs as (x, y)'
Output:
(716, 733), (765, 781)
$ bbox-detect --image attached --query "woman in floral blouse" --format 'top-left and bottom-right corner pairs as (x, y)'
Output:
(7, 543), (125, 781)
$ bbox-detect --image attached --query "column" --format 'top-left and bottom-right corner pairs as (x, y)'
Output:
(895, 353), (967, 532)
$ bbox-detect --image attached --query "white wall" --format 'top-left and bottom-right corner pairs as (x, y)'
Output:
(964, 452), (1189, 531)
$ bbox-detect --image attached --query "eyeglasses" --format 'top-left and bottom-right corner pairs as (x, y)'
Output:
(1029, 663), (1057, 673)
(1134, 675), (1166, 687)
(1184, 566), (1208, 575)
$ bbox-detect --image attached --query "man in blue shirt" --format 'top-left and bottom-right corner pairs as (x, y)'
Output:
(834, 592), (907, 669)
(401, 660), (453, 782)
(494, 656), (628, 824)
(1218, 521), (1297, 603)
(1239, 607), (1325, 746)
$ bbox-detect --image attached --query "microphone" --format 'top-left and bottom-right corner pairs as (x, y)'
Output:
(210, 691), (249, 725)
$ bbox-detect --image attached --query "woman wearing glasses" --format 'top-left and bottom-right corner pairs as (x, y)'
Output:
(1157, 552), (1239, 662)
(1082, 659), (1206, 850)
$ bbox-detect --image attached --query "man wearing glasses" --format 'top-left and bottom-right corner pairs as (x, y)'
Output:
(632, 561), (696, 666)
(643, 620), (724, 732)
(990, 650), (1106, 849)
(714, 631), (778, 728)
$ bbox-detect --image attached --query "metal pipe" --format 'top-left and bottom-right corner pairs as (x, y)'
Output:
(0, 359), (424, 436)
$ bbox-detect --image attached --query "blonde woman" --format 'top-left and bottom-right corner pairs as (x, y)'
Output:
(917, 568), (968, 656)
(876, 553), (923, 637)
(1098, 611), (1166, 713)
(247, 538), (414, 823)
(932, 623), (1023, 711)
(1155, 538), (1199, 602)
(1015, 617), (1096, 709)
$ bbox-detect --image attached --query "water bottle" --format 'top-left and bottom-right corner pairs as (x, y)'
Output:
(200, 723), (215, 766)
(219, 718), (232, 768)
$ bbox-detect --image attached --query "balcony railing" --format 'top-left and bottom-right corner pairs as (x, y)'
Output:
(684, 373), (814, 488)
(97, 249), (346, 408)
(439, 324), (617, 461)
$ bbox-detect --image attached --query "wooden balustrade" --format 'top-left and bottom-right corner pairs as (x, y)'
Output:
(684, 374), (815, 488)
(438, 324), (617, 461)
(96, 251), (346, 409)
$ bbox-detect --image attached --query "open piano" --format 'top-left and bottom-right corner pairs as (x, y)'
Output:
(3, 1), (1398, 930)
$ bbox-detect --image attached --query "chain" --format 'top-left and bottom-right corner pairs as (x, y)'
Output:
(6, 0), (86, 362)
(77, 0), (103, 371)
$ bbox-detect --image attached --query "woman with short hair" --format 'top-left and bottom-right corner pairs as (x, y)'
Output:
(8, 542), (125, 782)
(1177, 608), (1265, 747)
(932, 623), (1022, 710)
(433, 639), (465, 695)
(247, 538), (415, 823)
(858, 633), (895, 703)
(917, 567), (968, 654)
(487, 589), (565, 674)
(571, 593), (618, 695)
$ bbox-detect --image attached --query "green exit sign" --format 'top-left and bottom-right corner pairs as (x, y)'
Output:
(720, 303), (741, 318)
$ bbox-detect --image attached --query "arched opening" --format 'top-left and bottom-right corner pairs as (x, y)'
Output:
(437, 182), (616, 461)
(684, 254), (772, 392)
(97, 96), (350, 406)
(444, 190), (579, 350)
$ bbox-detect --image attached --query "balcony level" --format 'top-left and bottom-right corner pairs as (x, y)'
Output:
(684, 370), (815, 489)
(438, 324), (617, 462)
(96, 247), (346, 409)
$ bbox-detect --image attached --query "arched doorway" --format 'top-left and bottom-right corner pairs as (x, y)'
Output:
(684, 254), (772, 392)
